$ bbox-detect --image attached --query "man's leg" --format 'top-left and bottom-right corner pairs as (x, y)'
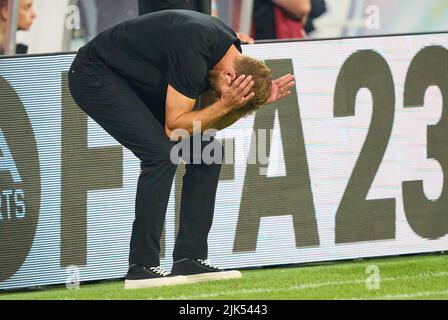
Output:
(68, 66), (176, 268)
(130, 158), (177, 266)
(173, 134), (223, 261)
(171, 134), (242, 282)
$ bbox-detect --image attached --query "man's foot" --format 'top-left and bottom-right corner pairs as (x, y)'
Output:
(124, 265), (188, 289)
(171, 258), (242, 283)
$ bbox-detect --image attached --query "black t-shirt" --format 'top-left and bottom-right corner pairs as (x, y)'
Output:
(75, 10), (242, 111)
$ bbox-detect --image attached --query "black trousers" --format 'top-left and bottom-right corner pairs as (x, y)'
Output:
(68, 59), (222, 267)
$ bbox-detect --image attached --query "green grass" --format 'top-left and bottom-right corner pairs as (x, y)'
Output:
(1, 254), (448, 300)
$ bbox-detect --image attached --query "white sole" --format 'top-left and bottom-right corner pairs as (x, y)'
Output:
(183, 270), (242, 283)
(124, 275), (189, 290)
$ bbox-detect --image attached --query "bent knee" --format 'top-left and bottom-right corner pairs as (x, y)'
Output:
(137, 142), (180, 165)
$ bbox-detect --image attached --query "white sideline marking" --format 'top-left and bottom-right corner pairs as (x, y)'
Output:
(154, 271), (448, 300)
(366, 289), (448, 300)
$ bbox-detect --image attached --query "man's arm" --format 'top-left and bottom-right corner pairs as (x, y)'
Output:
(271, 0), (311, 24)
(196, 89), (245, 131)
(210, 110), (246, 130)
(196, 73), (297, 131)
(165, 85), (230, 138)
(165, 75), (255, 139)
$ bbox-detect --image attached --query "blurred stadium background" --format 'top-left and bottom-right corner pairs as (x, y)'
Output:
(7, 0), (448, 55)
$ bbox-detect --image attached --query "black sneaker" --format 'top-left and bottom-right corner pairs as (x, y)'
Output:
(171, 258), (242, 283)
(124, 265), (188, 289)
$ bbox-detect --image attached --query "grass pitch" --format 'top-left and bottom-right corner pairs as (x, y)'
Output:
(1, 254), (447, 300)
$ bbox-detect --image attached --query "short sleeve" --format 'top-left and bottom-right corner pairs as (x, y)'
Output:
(166, 46), (209, 99)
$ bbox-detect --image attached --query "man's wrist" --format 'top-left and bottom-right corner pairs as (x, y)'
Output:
(215, 99), (234, 115)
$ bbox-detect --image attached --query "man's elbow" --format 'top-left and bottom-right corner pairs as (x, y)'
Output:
(303, 1), (312, 16)
(165, 122), (191, 141)
(165, 120), (175, 139)
(294, 1), (312, 19)
(275, 0), (311, 20)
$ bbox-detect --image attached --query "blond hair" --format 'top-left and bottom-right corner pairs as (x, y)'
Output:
(208, 55), (272, 117)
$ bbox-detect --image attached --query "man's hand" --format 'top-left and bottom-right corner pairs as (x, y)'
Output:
(236, 32), (255, 44)
(265, 74), (295, 105)
(165, 75), (254, 138)
(220, 74), (255, 111)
